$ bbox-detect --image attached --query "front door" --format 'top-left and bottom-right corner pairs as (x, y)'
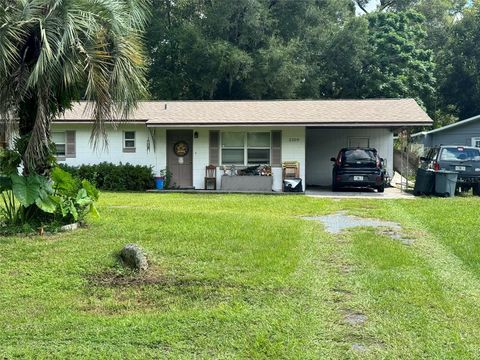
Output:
(167, 130), (193, 188)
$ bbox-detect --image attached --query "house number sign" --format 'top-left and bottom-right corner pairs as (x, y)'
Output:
(174, 141), (189, 157)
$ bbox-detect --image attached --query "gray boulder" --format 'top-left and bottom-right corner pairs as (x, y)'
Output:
(120, 244), (148, 271)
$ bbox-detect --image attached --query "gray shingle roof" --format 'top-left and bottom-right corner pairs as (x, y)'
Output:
(56, 99), (432, 126)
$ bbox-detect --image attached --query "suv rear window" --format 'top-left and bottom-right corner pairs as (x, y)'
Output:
(342, 149), (376, 163)
(440, 147), (480, 161)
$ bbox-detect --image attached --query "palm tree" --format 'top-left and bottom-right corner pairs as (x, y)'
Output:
(0, 0), (149, 174)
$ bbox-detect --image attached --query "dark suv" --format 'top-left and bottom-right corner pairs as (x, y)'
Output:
(330, 148), (386, 192)
(419, 145), (480, 195)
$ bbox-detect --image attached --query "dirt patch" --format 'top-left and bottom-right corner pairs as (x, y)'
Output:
(87, 269), (298, 295)
(339, 263), (354, 274)
(378, 229), (415, 245)
(344, 311), (368, 326)
(351, 343), (368, 352)
(86, 268), (166, 287)
(332, 288), (353, 295)
(304, 212), (401, 234)
(304, 212), (415, 245)
(83, 268), (302, 315)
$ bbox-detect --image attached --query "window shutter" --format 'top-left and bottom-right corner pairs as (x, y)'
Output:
(209, 130), (220, 166)
(271, 130), (282, 166)
(66, 131), (76, 158)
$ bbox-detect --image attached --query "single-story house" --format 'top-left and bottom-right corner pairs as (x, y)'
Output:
(411, 114), (480, 154)
(4, 99), (432, 191)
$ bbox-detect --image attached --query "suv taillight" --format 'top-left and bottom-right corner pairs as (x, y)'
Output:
(336, 155), (342, 166)
(433, 161), (440, 171)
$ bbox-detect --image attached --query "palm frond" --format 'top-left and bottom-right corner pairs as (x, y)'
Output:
(0, 0), (150, 172)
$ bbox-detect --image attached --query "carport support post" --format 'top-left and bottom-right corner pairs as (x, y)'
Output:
(406, 146), (409, 191)
(400, 147), (404, 192)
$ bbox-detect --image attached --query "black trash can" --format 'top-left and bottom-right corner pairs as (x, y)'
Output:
(435, 170), (458, 197)
(414, 168), (435, 195)
(283, 178), (303, 192)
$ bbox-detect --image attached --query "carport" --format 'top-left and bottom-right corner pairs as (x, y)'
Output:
(303, 99), (433, 189)
(306, 127), (394, 187)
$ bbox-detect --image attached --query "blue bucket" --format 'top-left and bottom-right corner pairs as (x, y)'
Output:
(155, 177), (164, 190)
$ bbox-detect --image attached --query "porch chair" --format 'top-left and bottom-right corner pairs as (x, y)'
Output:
(205, 165), (217, 190)
(282, 161), (300, 179)
(282, 161), (302, 192)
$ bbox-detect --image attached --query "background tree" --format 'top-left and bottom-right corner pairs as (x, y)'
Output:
(146, 0), (355, 100)
(362, 11), (436, 110)
(145, 0), (479, 128)
(0, 0), (149, 174)
(437, 2), (480, 121)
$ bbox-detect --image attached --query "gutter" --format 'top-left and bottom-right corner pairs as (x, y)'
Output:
(145, 122), (433, 128)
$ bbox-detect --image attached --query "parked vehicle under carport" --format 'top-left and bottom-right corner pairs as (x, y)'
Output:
(330, 148), (386, 192)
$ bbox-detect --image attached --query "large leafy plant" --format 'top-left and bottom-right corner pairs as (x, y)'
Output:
(51, 167), (99, 222)
(0, 145), (99, 229)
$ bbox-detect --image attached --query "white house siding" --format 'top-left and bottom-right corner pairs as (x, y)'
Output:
(52, 123), (160, 172)
(306, 128), (394, 186)
(52, 124), (306, 192)
(188, 126), (306, 191)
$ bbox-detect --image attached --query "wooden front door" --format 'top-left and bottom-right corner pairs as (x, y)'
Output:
(167, 130), (193, 188)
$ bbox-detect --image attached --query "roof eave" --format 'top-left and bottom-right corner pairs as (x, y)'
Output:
(145, 121), (432, 128)
(423, 114), (480, 135)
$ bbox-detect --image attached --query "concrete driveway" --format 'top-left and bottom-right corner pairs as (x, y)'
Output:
(305, 186), (414, 199)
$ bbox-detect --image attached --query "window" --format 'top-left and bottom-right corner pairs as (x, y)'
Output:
(472, 137), (480, 148)
(440, 147), (480, 161)
(52, 131), (66, 156)
(348, 137), (370, 148)
(123, 131), (136, 152)
(221, 132), (271, 165)
(222, 132), (244, 164)
(247, 132), (270, 164)
(343, 149), (376, 162)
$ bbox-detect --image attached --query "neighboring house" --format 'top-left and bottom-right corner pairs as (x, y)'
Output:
(8, 99), (432, 191)
(411, 114), (480, 154)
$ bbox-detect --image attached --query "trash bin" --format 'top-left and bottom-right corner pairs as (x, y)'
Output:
(414, 168), (435, 195)
(283, 178), (303, 192)
(154, 177), (165, 190)
(435, 170), (458, 197)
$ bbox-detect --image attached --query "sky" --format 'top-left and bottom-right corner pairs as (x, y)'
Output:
(355, 0), (381, 15)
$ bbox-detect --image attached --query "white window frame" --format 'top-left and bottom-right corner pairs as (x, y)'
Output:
(123, 131), (136, 152)
(52, 131), (66, 157)
(472, 137), (480, 148)
(348, 137), (370, 148)
(221, 132), (271, 166)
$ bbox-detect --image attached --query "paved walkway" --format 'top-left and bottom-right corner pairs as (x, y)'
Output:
(305, 186), (414, 199)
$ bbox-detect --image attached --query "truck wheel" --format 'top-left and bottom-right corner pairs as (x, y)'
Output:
(473, 184), (480, 196)
(377, 185), (385, 193)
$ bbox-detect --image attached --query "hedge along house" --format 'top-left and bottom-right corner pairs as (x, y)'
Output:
(49, 99), (432, 191)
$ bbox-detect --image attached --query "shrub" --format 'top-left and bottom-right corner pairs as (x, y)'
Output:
(0, 167), (99, 233)
(59, 162), (155, 191)
(0, 140), (100, 234)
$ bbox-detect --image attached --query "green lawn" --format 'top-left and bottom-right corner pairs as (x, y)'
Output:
(1, 193), (480, 359)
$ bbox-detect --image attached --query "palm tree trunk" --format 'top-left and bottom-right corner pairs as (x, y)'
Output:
(18, 94), (50, 175)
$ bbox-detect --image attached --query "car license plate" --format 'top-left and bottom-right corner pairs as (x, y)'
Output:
(353, 176), (364, 181)
(455, 166), (466, 171)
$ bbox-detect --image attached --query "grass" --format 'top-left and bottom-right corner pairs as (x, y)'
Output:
(1, 193), (480, 358)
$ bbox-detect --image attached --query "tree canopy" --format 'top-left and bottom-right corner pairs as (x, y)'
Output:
(146, 0), (479, 128)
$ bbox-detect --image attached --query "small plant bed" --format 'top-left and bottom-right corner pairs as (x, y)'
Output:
(1, 143), (99, 236)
